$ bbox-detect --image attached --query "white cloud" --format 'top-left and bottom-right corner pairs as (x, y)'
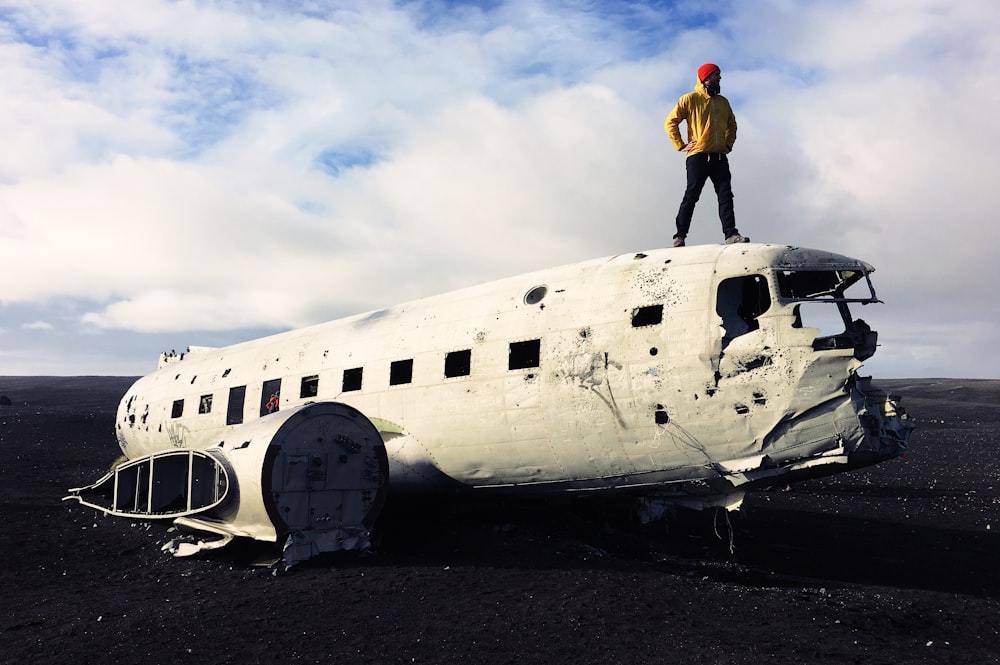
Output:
(0, 1), (998, 377)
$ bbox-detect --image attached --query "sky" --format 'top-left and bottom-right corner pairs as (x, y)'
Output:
(1, 0), (998, 379)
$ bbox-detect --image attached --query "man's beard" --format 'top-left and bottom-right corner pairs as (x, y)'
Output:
(706, 82), (721, 96)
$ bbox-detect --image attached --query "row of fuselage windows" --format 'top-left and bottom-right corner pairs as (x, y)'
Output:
(168, 303), (666, 425)
(169, 339), (542, 425)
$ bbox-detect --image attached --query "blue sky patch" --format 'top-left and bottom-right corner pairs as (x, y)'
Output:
(315, 147), (378, 175)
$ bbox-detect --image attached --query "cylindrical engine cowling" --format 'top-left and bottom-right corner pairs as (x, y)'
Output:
(180, 401), (389, 563)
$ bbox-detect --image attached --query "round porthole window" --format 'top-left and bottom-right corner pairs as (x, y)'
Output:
(524, 285), (547, 305)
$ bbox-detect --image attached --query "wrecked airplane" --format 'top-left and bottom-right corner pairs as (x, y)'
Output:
(66, 243), (912, 565)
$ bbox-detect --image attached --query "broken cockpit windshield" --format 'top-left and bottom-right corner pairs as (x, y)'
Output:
(777, 268), (880, 360)
(776, 269), (878, 303)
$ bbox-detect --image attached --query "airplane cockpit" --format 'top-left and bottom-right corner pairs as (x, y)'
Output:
(777, 266), (880, 360)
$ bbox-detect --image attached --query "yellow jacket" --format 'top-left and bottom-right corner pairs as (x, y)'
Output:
(664, 78), (737, 155)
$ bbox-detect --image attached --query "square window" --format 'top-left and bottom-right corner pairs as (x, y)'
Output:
(198, 394), (213, 414)
(300, 375), (319, 398)
(389, 359), (413, 386)
(171, 399), (184, 419)
(343, 367), (363, 392)
(445, 349), (472, 377)
(509, 339), (541, 370)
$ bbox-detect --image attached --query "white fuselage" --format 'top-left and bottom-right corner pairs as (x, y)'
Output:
(115, 244), (908, 503)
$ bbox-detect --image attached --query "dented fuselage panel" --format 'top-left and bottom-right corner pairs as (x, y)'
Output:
(69, 243), (912, 561)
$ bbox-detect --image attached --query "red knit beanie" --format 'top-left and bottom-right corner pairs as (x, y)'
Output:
(698, 63), (720, 81)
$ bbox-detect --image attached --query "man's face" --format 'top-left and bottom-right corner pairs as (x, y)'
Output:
(704, 70), (722, 95)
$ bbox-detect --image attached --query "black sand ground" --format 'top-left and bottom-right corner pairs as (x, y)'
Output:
(1, 376), (998, 664)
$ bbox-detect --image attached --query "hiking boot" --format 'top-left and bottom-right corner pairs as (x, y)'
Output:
(673, 235), (686, 247)
(724, 233), (749, 244)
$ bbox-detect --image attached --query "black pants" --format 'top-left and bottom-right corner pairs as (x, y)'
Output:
(674, 152), (737, 239)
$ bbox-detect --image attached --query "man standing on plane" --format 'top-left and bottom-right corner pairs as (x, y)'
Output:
(665, 63), (748, 247)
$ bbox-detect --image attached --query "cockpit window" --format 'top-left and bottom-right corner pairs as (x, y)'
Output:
(776, 269), (877, 302)
(778, 269), (880, 361)
(717, 275), (770, 348)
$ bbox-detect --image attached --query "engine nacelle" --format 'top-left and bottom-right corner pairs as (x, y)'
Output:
(65, 402), (389, 566)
